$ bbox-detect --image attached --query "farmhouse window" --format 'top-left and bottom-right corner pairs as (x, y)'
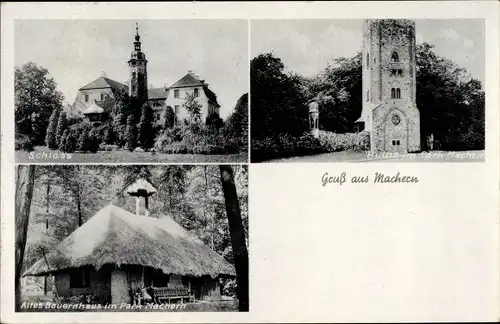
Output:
(100, 93), (105, 101)
(174, 105), (179, 114)
(174, 90), (179, 98)
(194, 88), (199, 97)
(69, 268), (90, 288)
(85, 95), (89, 102)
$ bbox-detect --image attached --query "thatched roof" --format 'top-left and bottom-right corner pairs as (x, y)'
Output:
(24, 205), (235, 278)
(126, 179), (157, 196)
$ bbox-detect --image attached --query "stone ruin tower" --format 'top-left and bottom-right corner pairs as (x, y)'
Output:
(357, 19), (421, 153)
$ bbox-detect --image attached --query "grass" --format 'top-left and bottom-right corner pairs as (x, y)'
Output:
(266, 150), (485, 163)
(16, 146), (248, 163)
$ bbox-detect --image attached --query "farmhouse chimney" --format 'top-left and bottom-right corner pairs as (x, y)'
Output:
(125, 178), (157, 217)
(102, 71), (106, 78)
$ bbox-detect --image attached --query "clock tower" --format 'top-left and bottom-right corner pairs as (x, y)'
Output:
(128, 23), (148, 107)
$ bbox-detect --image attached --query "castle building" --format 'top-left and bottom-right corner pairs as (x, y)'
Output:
(356, 19), (421, 153)
(70, 24), (220, 126)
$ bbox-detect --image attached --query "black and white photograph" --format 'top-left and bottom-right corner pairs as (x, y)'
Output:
(250, 19), (485, 163)
(14, 20), (249, 163)
(14, 165), (249, 312)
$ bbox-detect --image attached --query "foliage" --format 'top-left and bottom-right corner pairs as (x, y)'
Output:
(55, 112), (68, 148)
(88, 127), (102, 153)
(137, 104), (155, 150)
(250, 53), (309, 139)
(15, 62), (64, 146)
(111, 89), (133, 148)
(164, 106), (176, 129)
(225, 93), (248, 150)
(15, 134), (34, 151)
(182, 92), (202, 122)
(45, 109), (60, 149)
(125, 115), (138, 152)
(318, 130), (370, 152)
(154, 123), (240, 155)
(206, 113), (224, 130)
(251, 133), (325, 162)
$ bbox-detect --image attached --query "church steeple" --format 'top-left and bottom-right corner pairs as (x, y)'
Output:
(128, 22), (148, 105)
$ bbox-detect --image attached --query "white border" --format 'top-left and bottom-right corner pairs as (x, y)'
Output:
(2, 1), (499, 323)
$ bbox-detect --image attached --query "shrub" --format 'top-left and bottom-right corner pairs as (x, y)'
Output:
(99, 144), (120, 151)
(58, 129), (69, 152)
(61, 130), (77, 153)
(164, 106), (175, 129)
(77, 128), (90, 152)
(15, 134), (34, 151)
(125, 115), (137, 151)
(45, 109), (60, 149)
(318, 131), (370, 152)
(137, 104), (154, 150)
(88, 128), (102, 153)
(55, 112), (68, 147)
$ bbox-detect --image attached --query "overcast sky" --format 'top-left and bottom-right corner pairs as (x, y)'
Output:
(15, 19), (248, 118)
(251, 19), (484, 85)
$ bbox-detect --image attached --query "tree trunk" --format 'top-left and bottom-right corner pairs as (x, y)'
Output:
(219, 165), (248, 311)
(15, 165), (36, 311)
(44, 182), (50, 295)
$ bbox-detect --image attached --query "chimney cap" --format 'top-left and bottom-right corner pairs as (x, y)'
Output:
(102, 71), (106, 77)
(126, 178), (157, 197)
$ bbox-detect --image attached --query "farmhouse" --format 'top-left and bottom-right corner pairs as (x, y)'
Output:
(23, 179), (235, 305)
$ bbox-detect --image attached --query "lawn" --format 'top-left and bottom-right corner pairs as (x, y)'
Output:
(16, 146), (248, 163)
(265, 150), (485, 163)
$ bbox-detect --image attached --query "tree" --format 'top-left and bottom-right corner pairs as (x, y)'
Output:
(77, 128), (90, 152)
(183, 92), (203, 122)
(226, 93), (249, 148)
(15, 62), (64, 145)
(88, 127), (101, 153)
(206, 112), (224, 130)
(58, 129), (69, 152)
(164, 106), (176, 129)
(125, 114), (138, 151)
(219, 165), (248, 311)
(15, 165), (36, 310)
(45, 108), (60, 149)
(137, 104), (155, 150)
(112, 89), (132, 147)
(55, 111), (68, 148)
(250, 53), (309, 139)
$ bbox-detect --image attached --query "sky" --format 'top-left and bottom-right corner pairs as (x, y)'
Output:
(251, 19), (485, 85)
(15, 19), (249, 118)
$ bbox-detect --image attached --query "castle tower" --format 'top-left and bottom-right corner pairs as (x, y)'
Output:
(128, 23), (148, 106)
(359, 19), (420, 153)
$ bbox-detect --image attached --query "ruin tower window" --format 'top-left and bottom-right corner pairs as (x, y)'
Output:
(366, 90), (370, 102)
(391, 88), (396, 98)
(391, 52), (399, 63)
(396, 88), (401, 99)
(366, 53), (370, 68)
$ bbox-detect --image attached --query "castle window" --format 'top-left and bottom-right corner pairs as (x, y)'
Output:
(132, 72), (136, 79)
(100, 93), (105, 101)
(366, 90), (369, 102)
(392, 140), (400, 146)
(391, 52), (399, 63)
(174, 90), (179, 98)
(366, 53), (370, 68)
(194, 88), (199, 97)
(396, 88), (401, 99)
(391, 88), (396, 98)
(85, 94), (89, 102)
(174, 105), (179, 114)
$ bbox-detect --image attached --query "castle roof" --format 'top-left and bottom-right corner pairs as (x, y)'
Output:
(82, 103), (105, 115)
(79, 76), (128, 92)
(148, 87), (169, 100)
(23, 204), (236, 278)
(170, 73), (221, 108)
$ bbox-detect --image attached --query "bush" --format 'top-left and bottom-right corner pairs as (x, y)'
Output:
(318, 131), (370, 152)
(251, 133), (325, 162)
(15, 134), (34, 151)
(153, 123), (241, 155)
(99, 144), (120, 151)
(45, 109), (60, 149)
(88, 128), (102, 153)
(61, 130), (77, 153)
